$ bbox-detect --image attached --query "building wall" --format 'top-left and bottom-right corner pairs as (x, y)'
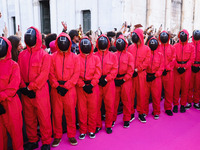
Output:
(0, 0), (199, 40)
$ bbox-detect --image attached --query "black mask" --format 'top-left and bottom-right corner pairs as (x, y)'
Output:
(116, 38), (125, 51)
(0, 38), (8, 58)
(57, 36), (70, 51)
(98, 36), (108, 50)
(149, 39), (158, 51)
(193, 30), (200, 41)
(132, 32), (139, 43)
(24, 28), (36, 47)
(180, 31), (187, 42)
(80, 39), (92, 54)
(160, 32), (169, 43)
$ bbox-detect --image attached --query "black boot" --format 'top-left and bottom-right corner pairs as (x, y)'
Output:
(24, 142), (38, 150)
(173, 105), (178, 113)
(180, 105), (186, 113)
(165, 110), (173, 116)
(41, 144), (50, 150)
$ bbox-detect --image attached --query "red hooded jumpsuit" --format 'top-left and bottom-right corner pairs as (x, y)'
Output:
(173, 29), (195, 106)
(49, 32), (80, 139)
(95, 34), (118, 129)
(18, 27), (52, 145)
(158, 31), (176, 111)
(76, 37), (101, 134)
(0, 37), (23, 150)
(188, 36), (200, 103)
(127, 28), (151, 115)
(113, 35), (134, 122)
(144, 38), (164, 115)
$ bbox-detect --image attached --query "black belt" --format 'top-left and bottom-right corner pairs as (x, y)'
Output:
(194, 61), (200, 64)
(116, 74), (125, 78)
(177, 61), (187, 64)
(84, 80), (91, 84)
(25, 82), (29, 86)
(147, 73), (155, 76)
(58, 81), (66, 85)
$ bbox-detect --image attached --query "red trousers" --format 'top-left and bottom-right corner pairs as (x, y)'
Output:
(22, 83), (52, 144)
(173, 69), (191, 106)
(131, 71), (147, 115)
(0, 96), (23, 150)
(113, 79), (132, 122)
(51, 87), (76, 138)
(77, 85), (98, 134)
(144, 77), (162, 115)
(97, 80), (115, 128)
(162, 71), (174, 110)
(188, 71), (200, 103)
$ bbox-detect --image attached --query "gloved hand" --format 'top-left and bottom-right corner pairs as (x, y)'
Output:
(114, 79), (125, 87)
(132, 71), (138, 77)
(0, 104), (6, 115)
(191, 66), (199, 73)
(56, 86), (68, 96)
(83, 84), (93, 94)
(146, 74), (156, 82)
(177, 67), (185, 74)
(98, 75), (107, 87)
(20, 87), (36, 99)
(162, 69), (167, 76)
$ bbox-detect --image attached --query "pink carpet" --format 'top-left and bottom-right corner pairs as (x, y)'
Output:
(36, 100), (200, 150)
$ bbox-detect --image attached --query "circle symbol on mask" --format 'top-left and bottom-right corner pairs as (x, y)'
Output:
(149, 39), (158, 51)
(0, 38), (8, 58)
(160, 32), (169, 43)
(180, 31), (187, 42)
(80, 38), (92, 54)
(116, 38), (125, 51)
(24, 28), (36, 47)
(98, 36), (108, 50)
(193, 30), (200, 41)
(57, 36), (70, 51)
(132, 32), (139, 43)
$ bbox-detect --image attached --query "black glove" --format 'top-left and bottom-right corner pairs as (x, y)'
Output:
(114, 79), (125, 87)
(83, 84), (93, 94)
(20, 87), (36, 99)
(56, 86), (68, 96)
(98, 75), (107, 87)
(177, 67), (185, 74)
(146, 74), (156, 82)
(132, 71), (138, 78)
(0, 104), (6, 115)
(162, 69), (167, 76)
(191, 66), (199, 73)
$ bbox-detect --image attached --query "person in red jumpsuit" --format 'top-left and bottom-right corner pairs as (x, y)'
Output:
(127, 28), (151, 123)
(186, 30), (200, 110)
(18, 27), (52, 150)
(173, 29), (195, 113)
(144, 38), (164, 119)
(49, 32), (80, 147)
(113, 35), (134, 128)
(76, 37), (101, 140)
(94, 34), (118, 134)
(158, 31), (176, 116)
(0, 37), (23, 150)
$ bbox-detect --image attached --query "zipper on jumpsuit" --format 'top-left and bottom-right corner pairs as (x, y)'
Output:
(117, 51), (123, 74)
(102, 51), (104, 75)
(135, 45), (138, 70)
(28, 48), (32, 82)
(62, 52), (65, 80)
(84, 56), (87, 81)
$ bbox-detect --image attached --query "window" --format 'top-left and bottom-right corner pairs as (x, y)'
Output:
(12, 16), (16, 35)
(40, 0), (51, 34)
(82, 10), (91, 33)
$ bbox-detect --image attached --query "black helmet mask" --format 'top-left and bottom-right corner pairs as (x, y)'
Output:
(132, 32), (139, 43)
(0, 38), (8, 58)
(24, 28), (36, 47)
(160, 32), (169, 44)
(98, 36), (108, 50)
(193, 30), (200, 41)
(57, 36), (70, 51)
(116, 38), (126, 51)
(80, 38), (92, 54)
(149, 39), (158, 51)
(179, 31), (187, 43)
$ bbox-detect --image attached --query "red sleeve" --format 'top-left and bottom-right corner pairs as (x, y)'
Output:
(105, 54), (118, 81)
(166, 46), (176, 71)
(91, 56), (101, 86)
(28, 54), (51, 90)
(0, 63), (20, 102)
(137, 47), (151, 72)
(185, 44), (195, 69)
(124, 53), (134, 81)
(49, 55), (59, 88)
(64, 55), (80, 89)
